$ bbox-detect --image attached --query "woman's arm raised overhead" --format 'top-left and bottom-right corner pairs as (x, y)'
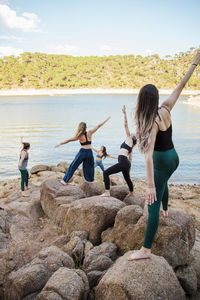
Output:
(162, 50), (200, 111)
(122, 105), (130, 137)
(55, 136), (78, 148)
(89, 116), (111, 135)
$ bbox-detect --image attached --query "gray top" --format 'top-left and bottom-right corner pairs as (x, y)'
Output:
(19, 151), (29, 170)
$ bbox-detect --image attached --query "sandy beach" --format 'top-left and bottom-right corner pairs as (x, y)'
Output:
(0, 88), (200, 97)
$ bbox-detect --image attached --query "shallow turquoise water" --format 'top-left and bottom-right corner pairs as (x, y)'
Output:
(0, 94), (199, 184)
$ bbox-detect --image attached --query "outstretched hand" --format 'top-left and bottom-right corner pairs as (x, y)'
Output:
(122, 105), (126, 114)
(55, 143), (61, 148)
(192, 49), (200, 66)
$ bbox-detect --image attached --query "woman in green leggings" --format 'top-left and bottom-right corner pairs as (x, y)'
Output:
(18, 137), (30, 197)
(129, 50), (200, 260)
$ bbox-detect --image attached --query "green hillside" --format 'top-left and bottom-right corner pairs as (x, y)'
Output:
(0, 47), (199, 90)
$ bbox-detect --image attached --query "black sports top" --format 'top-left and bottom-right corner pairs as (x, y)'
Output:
(154, 107), (174, 152)
(80, 132), (92, 146)
(120, 141), (133, 153)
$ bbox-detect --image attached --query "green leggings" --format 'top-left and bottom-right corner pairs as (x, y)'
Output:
(19, 169), (29, 191)
(143, 148), (179, 249)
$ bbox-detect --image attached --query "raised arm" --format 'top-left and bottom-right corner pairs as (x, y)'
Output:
(144, 124), (159, 205)
(20, 136), (23, 145)
(89, 117), (111, 135)
(55, 136), (78, 148)
(162, 50), (200, 111)
(122, 105), (130, 137)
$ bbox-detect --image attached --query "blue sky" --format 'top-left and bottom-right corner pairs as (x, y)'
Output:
(0, 0), (199, 57)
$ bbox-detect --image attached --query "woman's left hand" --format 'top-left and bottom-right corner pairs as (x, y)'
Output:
(146, 187), (157, 205)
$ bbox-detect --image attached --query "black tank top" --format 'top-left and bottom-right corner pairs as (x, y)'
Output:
(154, 107), (174, 151)
(120, 141), (133, 153)
(80, 132), (92, 146)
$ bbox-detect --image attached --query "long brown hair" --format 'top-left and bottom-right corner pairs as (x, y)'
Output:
(135, 84), (159, 153)
(22, 142), (30, 150)
(75, 122), (87, 138)
(101, 146), (108, 159)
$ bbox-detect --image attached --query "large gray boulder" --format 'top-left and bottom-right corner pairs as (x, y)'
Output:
(37, 267), (89, 300)
(63, 236), (85, 265)
(110, 205), (143, 250)
(123, 193), (145, 209)
(80, 181), (102, 197)
(57, 161), (70, 172)
(175, 265), (197, 296)
(62, 196), (125, 244)
(83, 242), (117, 272)
(0, 209), (10, 297)
(191, 230), (200, 288)
(110, 175), (126, 186)
(5, 246), (74, 300)
(110, 208), (195, 268)
(40, 178), (85, 226)
(0, 209), (10, 256)
(31, 171), (64, 184)
(83, 242), (117, 287)
(2, 187), (43, 220)
(72, 175), (85, 185)
(50, 165), (66, 173)
(30, 165), (49, 174)
(110, 185), (129, 200)
(95, 251), (186, 300)
(101, 227), (114, 243)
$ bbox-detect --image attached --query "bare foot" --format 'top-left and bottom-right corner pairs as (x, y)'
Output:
(127, 192), (134, 197)
(60, 180), (67, 185)
(101, 192), (110, 197)
(21, 191), (29, 197)
(25, 187), (30, 190)
(162, 210), (168, 218)
(128, 249), (151, 261)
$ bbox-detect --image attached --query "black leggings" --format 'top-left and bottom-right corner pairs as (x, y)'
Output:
(19, 169), (29, 191)
(103, 155), (133, 191)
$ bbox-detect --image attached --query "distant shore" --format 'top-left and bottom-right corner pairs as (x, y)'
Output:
(0, 88), (200, 97)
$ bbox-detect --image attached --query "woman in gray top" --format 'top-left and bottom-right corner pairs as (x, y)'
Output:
(18, 137), (30, 197)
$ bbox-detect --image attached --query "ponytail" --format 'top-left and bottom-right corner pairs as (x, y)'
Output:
(22, 142), (30, 150)
(102, 146), (108, 159)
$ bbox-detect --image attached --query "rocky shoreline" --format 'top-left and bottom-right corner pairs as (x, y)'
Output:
(0, 161), (200, 299)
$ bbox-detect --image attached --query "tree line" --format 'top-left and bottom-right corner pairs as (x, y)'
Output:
(0, 47), (199, 90)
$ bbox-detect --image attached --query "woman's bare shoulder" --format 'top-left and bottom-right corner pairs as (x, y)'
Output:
(157, 107), (171, 130)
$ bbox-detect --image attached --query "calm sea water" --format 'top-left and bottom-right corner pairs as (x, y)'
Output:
(0, 94), (199, 184)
